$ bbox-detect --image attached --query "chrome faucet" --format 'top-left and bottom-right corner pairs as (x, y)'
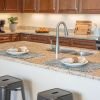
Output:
(56, 21), (68, 59)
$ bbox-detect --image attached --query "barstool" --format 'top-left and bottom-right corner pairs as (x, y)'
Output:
(0, 75), (25, 100)
(37, 88), (73, 100)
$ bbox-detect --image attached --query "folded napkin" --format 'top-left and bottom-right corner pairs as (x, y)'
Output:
(7, 46), (29, 52)
(18, 46), (29, 52)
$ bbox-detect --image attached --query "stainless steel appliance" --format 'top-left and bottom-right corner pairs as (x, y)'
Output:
(0, 20), (5, 33)
(96, 38), (100, 50)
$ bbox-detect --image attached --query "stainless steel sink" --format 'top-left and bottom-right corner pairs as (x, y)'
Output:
(48, 46), (95, 56)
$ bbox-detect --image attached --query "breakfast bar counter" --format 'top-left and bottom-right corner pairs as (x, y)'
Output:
(0, 41), (100, 100)
(0, 41), (100, 80)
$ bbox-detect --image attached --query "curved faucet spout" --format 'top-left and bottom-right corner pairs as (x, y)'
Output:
(56, 21), (68, 59)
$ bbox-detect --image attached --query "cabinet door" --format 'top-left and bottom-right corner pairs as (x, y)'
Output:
(23, 0), (36, 12)
(11, 34), (20, 42)
(20, 34), (31, 41)
(37, 0), (56, 13)
(50, 36), (71, 46)
(71, 38), (96, 49)
(57, 0), (78, 13)
(79, 0), (100, 14)
(5, 0), (21, 12)
(31, 34), (51, 44)
(0, 34), (11, 43)
(0, 0), (5, 12)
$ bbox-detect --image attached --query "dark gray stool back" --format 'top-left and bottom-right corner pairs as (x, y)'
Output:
(37, 88), (73, 100)
(0, 75), (25, 100)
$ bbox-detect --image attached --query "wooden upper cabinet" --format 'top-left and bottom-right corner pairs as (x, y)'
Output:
(57, 0), (78, 13)
(22, 0), (36, 12)
(37, 0), (56, 13)
(1, 0), (100, 13)
(5, 0), (21, 12)
(0, 0), (5, 12)
(79, 0), (100, 14)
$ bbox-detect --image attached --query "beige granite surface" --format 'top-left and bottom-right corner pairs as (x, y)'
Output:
(0, 41), (100, 80)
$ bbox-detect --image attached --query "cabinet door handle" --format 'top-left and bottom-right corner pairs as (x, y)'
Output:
(17, 0), (19, 12)
(34, 0), (37, 11)
(75, 0), (78, 10)
(56, 0), (59, 13)
(36, 0), (40, 12)
(53, 0), (56, 10)
(22, 0), (25, 12)
(3, 1), (5, 10)
(4, 1), (6, 10)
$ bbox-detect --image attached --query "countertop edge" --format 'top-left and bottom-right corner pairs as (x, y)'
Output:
(0, 55), (100, 81)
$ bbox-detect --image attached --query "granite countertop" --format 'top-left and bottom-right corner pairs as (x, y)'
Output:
(0, 29), (100, 41)
(0, 41), (100, 80)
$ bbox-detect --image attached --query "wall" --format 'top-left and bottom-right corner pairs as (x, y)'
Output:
(0, 58), (100, 100)
(0, 13), (22, 27)
(21, 13), (100, 29)
(1, 13), (100, 29)
(1, 13), (100, 35)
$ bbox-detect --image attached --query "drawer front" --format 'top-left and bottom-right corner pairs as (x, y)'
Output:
(50, 36), (71, 46)
(0, 35), (11, 42)
(71, 38), (96, 49)
(21, 34), (31, 41)
(59, 37), (71, 46)
(31, 35), (51, 44)
(11, 34), (20, 41)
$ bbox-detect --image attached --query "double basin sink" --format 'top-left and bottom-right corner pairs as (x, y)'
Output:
(49, 46), (96, 56)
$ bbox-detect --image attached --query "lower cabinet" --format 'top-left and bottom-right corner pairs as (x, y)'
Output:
(50, 36), (71, 46)
(0, 34), (20, 43)
(20, 33), (31, 41)
(11, 34), (20, 41)
(71, 38), (96, 49)
(0, 33), (96, 50)
(0, 34), (11, 43)
(22, 34), (97, 50)
(14, 33), (99, 50)
(30, 34), (51, 44)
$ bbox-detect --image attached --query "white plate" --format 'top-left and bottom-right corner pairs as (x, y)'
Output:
(60, 57), (88, 67)
(6, 49), (29, 55)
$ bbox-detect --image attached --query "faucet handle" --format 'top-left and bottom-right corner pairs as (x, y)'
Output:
(50, 39), (56, 50)
(64, 26), (68, 36)
(50, 39), (53, 50)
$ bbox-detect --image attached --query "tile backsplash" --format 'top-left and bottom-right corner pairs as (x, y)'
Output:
(0, 13), (22, 27)
(21, 13), (100, 29)
(1, 13), (100, 35)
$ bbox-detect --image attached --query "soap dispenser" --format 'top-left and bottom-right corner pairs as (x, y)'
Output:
(92, 24), (100, 36)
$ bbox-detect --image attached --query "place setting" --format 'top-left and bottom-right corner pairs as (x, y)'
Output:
(0, 46), (44, 59)
(44, 56), (100, 72)
(60, 56), (88, 68)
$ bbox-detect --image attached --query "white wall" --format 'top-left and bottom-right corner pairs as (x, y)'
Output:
(0, 13), (22, 27)
(21, 13), (100, 29)
(1, 13), (100, 29)
(0, 58), (100, 100)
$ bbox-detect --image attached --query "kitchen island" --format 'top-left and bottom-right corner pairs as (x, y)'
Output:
(0, 41), (100, 100)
